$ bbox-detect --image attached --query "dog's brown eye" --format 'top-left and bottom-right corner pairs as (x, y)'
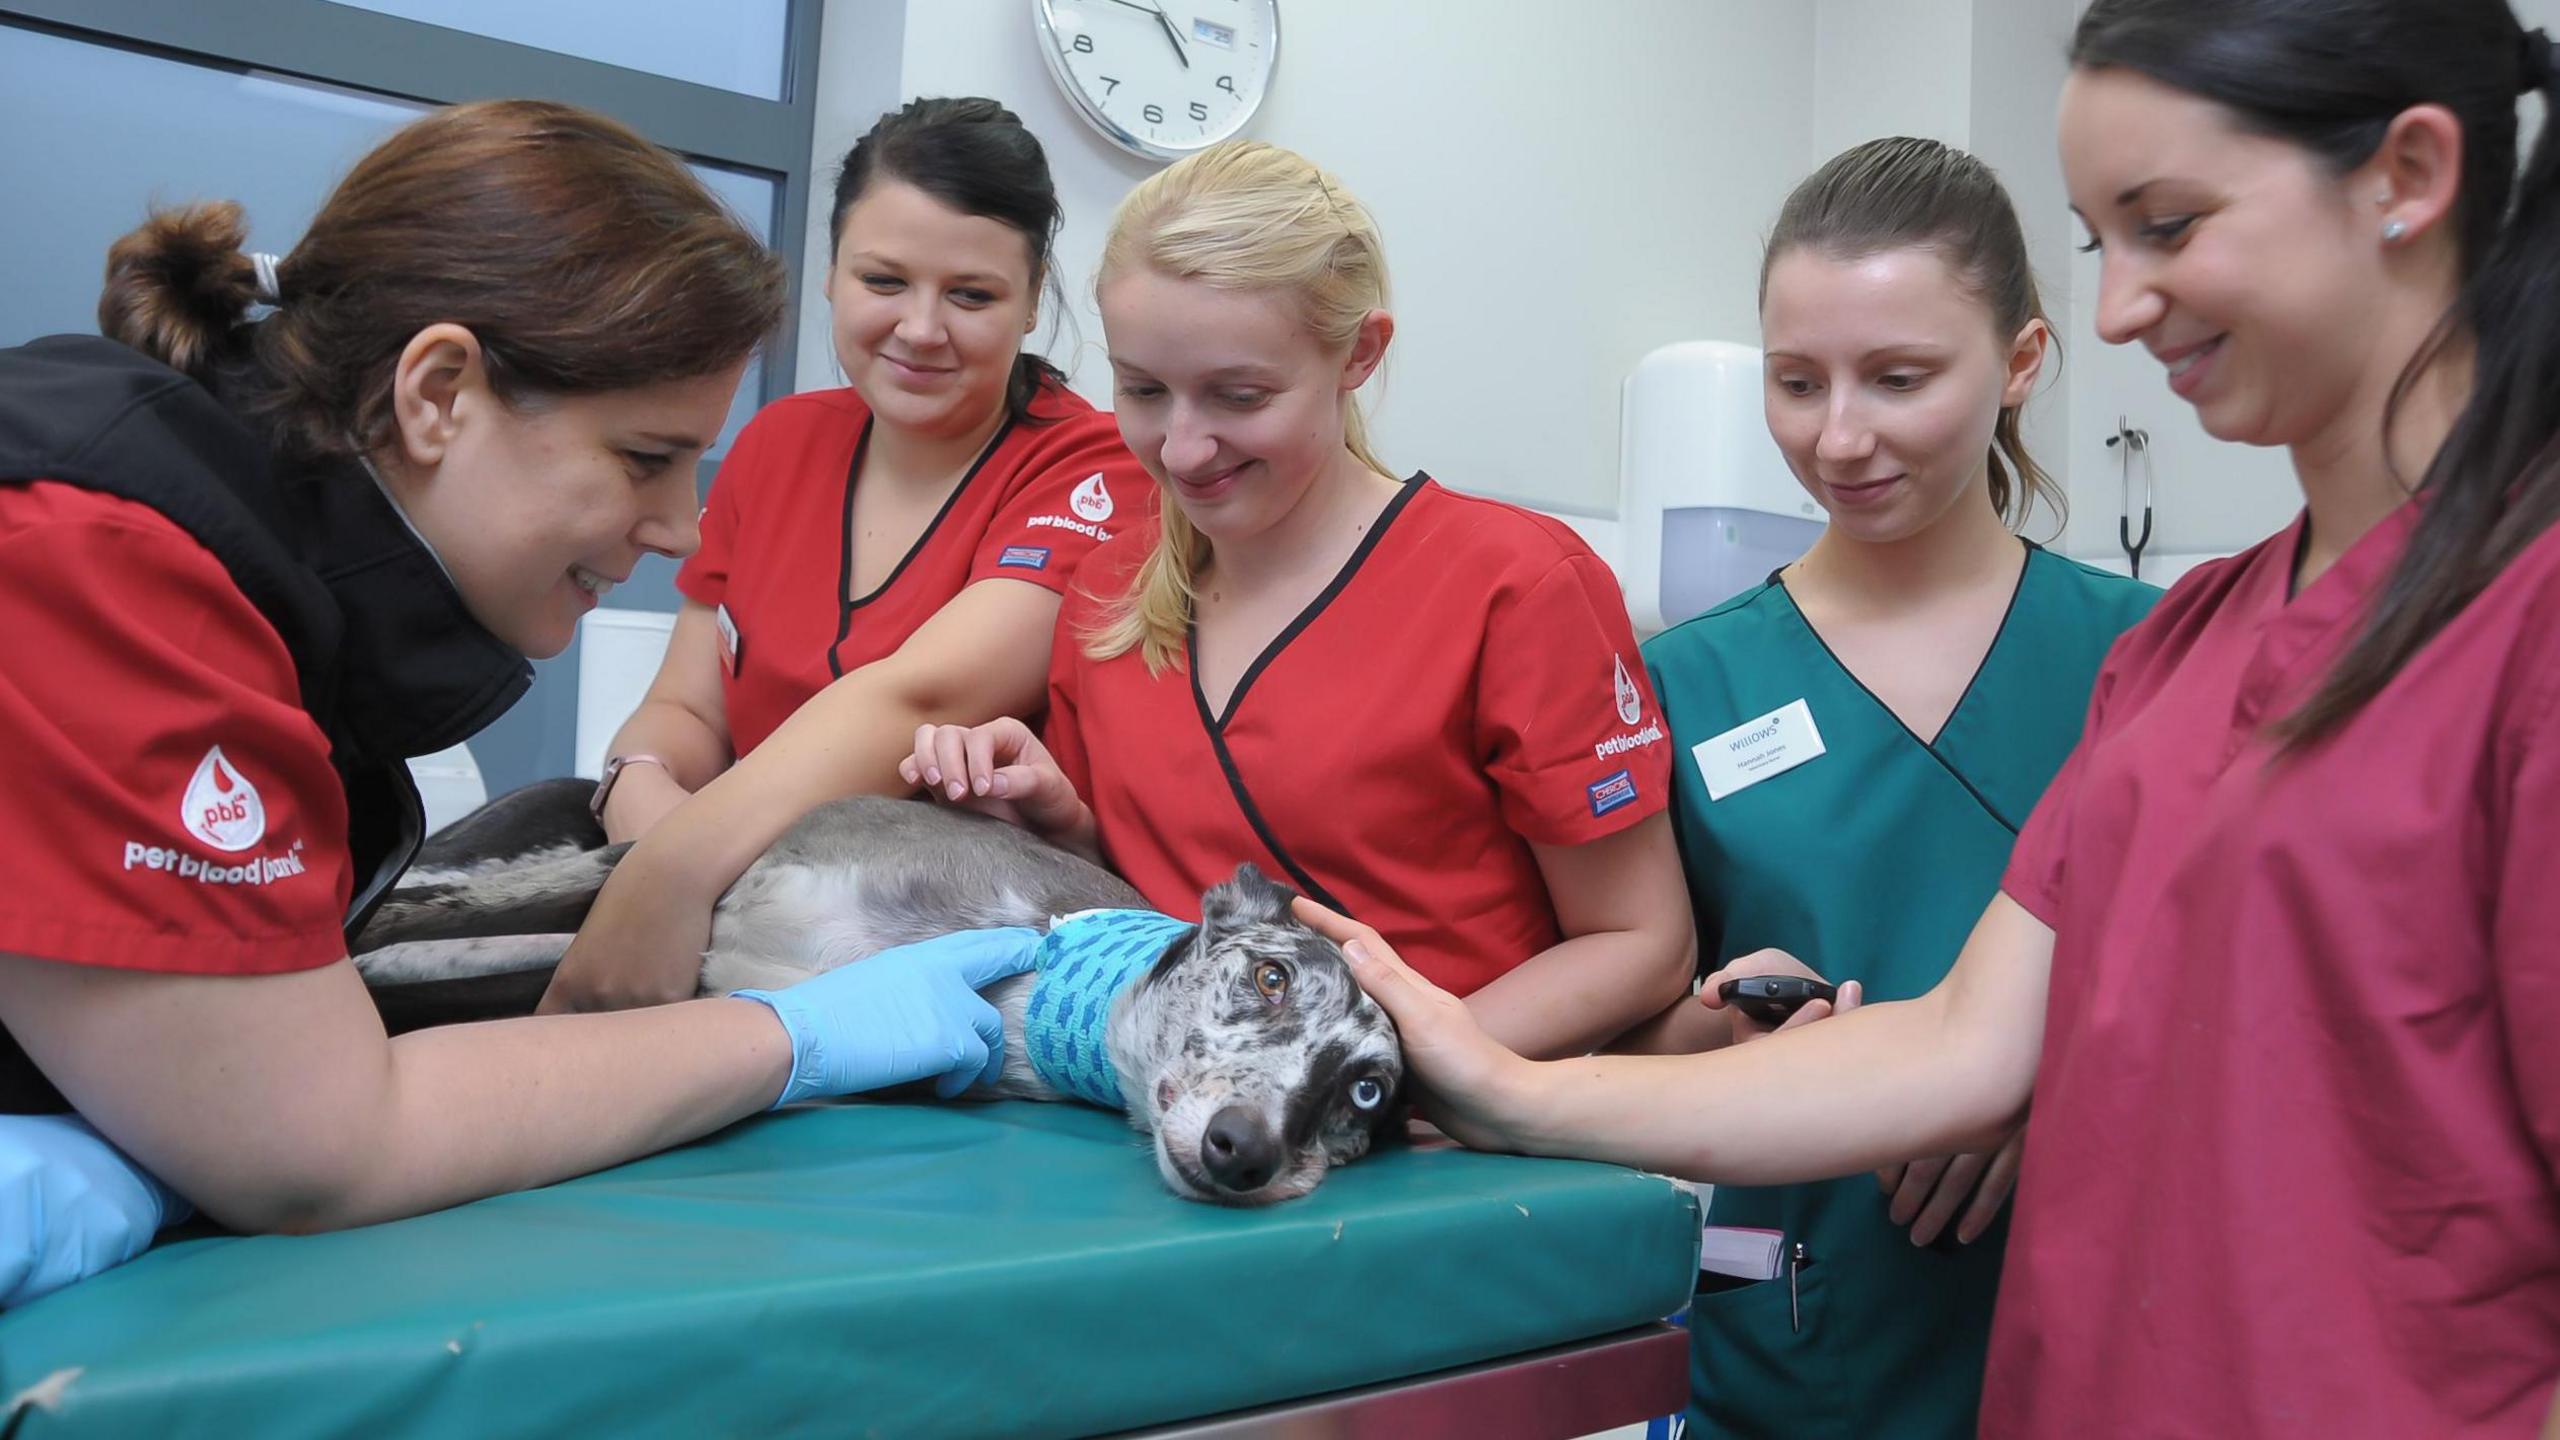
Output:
(1253, 961), (1290, 1002)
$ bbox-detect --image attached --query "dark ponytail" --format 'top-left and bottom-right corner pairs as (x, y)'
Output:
(831, 96), (1069, 426)
(97, 202), (262, 383)
(2072, 0), (2560, 748)
(96, 100), (787, 461)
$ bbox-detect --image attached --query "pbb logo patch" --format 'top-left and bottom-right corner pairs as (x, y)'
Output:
(998, 544), (1053, 571)
(183, 745), (266, 852)
(1587, 768), (1638, 818)
(1613, 654), (1644, 727)
(1070, 472), (1115, 523)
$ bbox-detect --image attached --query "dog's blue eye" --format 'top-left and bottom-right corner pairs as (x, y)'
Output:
(1349, 1077), (1384, 1111)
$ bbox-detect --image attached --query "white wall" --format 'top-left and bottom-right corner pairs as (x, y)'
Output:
(805, 0), (2560, 563)
(809, 0), (1815, 519)
(1814, 0), (1972, 161)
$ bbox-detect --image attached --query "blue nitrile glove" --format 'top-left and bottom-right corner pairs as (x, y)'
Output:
(1, 1113), (191, 1308)
(732, 926), (1042, 1108)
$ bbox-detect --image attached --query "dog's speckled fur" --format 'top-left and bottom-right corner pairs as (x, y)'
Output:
(354, 782), (1404, 1204)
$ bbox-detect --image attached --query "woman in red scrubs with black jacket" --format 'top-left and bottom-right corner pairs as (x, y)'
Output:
(906, 141), (1697, 1060)
(1311, 3), (2560, 1435)
(0, 102), (1040, 1293)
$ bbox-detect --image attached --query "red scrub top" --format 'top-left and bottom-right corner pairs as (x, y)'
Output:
(676, 382), (1149, 756)
(1989, 502), (2560, 1437)
(0, 483), (352, 976)
(1045, 476), (1672, 995)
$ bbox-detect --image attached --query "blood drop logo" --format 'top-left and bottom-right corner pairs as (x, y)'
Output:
(1070, 473), (1115, 523)
(183, 746), (267, 852)
(1613, 654), (1644, 727)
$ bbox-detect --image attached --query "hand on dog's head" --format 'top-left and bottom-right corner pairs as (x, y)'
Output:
(1133, 864), (1409, 1205)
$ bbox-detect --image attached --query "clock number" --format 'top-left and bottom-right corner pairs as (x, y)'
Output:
(1189, 101), (1210, 122)
(1143, 103), (1165, 124)
(1098, 74), (1120, 95)
(1216, 75), (1237, 94)
(1071, 32), (1093, 54)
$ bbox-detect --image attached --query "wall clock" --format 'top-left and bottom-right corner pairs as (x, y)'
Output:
(1033, 0), (1279, 162)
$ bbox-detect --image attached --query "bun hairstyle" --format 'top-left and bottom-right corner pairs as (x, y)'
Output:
(98, 98), (787, 459)
(830, 95), (1070, 426)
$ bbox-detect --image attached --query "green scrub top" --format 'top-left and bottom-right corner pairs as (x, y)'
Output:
(1641, 544), (2156, 1440)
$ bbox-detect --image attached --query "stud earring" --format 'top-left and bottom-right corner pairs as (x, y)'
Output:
(2381, 217), (2408, 244)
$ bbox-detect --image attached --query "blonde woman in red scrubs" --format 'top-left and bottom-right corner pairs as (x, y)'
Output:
(1301, 2), (2560, 1435)
(905, 140), (1697, 1060)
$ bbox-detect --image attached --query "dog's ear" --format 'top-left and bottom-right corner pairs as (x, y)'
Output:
(1202, 863), (1298, 934)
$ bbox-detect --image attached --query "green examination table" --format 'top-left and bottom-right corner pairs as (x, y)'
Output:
(0, 1102), (1697, 1437)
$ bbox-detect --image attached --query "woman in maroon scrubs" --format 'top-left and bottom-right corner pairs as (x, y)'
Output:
(1301, 3), (2560, 1435)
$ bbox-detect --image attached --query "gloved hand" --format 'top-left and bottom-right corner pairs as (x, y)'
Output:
(733, 926), (1042, 1108)
(1, 1113), (191, 1309)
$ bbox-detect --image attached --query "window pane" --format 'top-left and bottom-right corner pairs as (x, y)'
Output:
(321, 0), (790, 100)
(0, 27), (780, 463)
(688, 160), (782, 460)
(0, 26), (423, 349)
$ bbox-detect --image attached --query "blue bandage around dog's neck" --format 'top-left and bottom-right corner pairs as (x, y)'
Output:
(1022, 909), (1197, 1110)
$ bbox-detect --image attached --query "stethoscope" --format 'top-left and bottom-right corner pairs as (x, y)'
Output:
(2106, 416), (2154, 580)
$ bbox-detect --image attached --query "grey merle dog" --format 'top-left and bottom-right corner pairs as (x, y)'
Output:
(354, 780), (1405, 1205)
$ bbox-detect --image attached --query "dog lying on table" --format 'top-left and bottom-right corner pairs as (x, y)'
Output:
(351, 781), (1405, 1206)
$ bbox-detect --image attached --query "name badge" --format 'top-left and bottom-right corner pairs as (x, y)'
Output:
(1695, 699), (1826, 801)
(714, 603), (743, 677)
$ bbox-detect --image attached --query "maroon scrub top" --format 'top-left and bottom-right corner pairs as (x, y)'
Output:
(1988, 500), (2560, 1437)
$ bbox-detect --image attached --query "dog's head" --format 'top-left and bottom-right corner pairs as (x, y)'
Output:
(1119, 865), (1405, 1206)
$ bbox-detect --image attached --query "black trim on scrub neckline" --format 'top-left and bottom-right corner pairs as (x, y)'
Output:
(1190, 676), (1352, 914)
(1777, 537), (2037, 834)
(826, 413), (1019, 680)
(1182, 471), (1431, 915)
(1195, 472), (1430, 731)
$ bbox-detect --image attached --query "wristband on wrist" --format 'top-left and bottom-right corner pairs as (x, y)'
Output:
(590, 753), (671, 824)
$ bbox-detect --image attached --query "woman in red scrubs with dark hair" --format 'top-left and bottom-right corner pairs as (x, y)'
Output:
(0, 100), (1038, 1294)
(542, 98), (1148, 1012)
(1305, 3), (2560, 1435)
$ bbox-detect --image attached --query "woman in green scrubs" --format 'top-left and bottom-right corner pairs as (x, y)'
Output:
(1629, 138), (2158, 1438)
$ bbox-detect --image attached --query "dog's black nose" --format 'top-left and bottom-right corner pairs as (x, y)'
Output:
(1200, 1105), (1279, 1192)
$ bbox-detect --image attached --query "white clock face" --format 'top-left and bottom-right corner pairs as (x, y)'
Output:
(1034, 0), (1279, 161)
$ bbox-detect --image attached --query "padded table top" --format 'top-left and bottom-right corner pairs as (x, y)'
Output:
(0, 1101), (1697, 1438)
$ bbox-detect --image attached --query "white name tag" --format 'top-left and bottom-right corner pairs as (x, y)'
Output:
(1695, 698), (1826, 801)
(714, 603), (743, 676)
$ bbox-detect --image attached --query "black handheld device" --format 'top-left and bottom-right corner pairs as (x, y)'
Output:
(1717, 975), (1839, 1026)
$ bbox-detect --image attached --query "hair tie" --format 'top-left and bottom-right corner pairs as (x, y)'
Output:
(249, 252), (283, 306)
(2525, 27), (2556, 95)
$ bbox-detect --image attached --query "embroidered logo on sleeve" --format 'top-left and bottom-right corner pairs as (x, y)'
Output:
(998, 544), (1053, 571)
(182, 746), (266, 851)
(1587, 768), (1639, 817)
(1593, 655), (1666, 760)
(1070, 472), (1115, 523)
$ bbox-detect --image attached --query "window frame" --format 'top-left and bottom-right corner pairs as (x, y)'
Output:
(0, 0), (827, 795)
(0, 0), (822, 434)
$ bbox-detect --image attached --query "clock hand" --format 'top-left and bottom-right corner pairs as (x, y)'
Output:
(1101, 0), (1191, 67)
(1145, 0), (1192, 69)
